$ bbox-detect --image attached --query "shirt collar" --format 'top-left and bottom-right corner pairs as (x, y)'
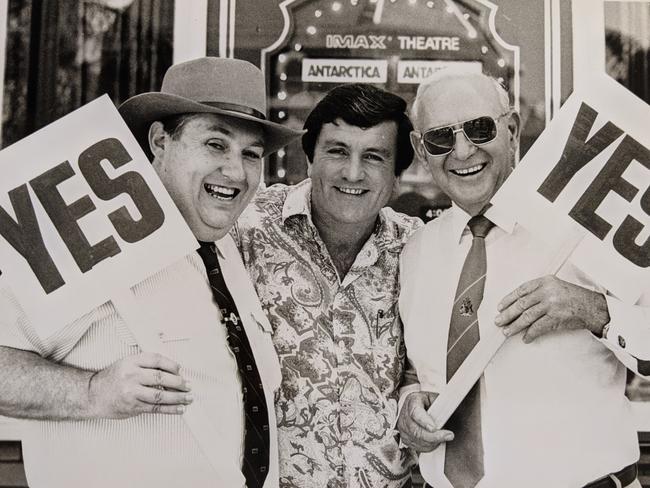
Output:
(281, 178), (396, 265)
(449, 201), (516, 243)
(282, 178), (313, 224)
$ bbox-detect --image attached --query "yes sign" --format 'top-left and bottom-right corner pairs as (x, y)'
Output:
(491, 78), (650, 303)
(0, 137), (164, 294)
(0, 96), (197, 338)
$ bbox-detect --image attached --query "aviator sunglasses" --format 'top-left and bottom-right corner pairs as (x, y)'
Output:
(420, 112), (510, 156)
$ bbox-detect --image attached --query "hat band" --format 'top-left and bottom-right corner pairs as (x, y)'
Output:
(200, 101), (266, 120)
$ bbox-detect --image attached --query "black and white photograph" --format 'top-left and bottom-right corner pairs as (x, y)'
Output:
(0, 1), (648, 487)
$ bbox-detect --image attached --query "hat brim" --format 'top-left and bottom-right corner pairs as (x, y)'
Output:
(119, 92), (303, 156)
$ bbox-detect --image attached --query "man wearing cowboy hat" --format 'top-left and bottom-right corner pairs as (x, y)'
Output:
(0, 57), (302, 488)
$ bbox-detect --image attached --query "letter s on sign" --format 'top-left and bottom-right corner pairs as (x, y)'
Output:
(570, 135), (650, 268)
(78, 138), (165, 244)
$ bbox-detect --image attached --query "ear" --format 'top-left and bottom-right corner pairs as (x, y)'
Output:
(505, 111), (521, 154)
(148, 121), (167, 160)
(410, 130), (429, 169)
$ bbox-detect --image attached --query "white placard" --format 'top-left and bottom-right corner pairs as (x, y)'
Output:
(492, 76), (650, 303)
(0, 95), (198, 339)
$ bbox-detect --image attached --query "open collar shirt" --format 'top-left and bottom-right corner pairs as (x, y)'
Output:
(234, 179), (422, 488)
(399, 203), (650, 488)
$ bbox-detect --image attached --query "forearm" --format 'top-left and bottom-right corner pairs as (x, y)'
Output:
(0, 346), (95, 420)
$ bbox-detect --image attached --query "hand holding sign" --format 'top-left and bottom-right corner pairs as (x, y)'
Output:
(397, 391), (454, 452)
(495, 274), (610, 342)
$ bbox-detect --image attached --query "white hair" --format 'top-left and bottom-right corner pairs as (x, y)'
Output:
(410, 68), (512, 130)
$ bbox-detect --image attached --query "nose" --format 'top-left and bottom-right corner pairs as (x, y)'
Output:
(342, 154), (364, 181)
(219, 151), (246, 182)
(451, 129), (477, 161)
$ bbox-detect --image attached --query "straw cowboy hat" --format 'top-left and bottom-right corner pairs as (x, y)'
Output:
(119, 57), (303, 156)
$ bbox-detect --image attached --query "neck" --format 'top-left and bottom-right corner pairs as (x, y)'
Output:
(312, 210), (376, 279)
(458, 201), (491, 217)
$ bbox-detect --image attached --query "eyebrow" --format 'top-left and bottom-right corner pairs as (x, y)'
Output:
(321, 139), (392, 156)
(205, 124), (264, 148)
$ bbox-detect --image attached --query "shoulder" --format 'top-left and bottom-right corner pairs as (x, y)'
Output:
(402, 209), (452, 260)
(237, 183), (291, 231)
(379, 207), (424, 245)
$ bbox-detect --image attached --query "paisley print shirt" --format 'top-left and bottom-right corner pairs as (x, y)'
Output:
(234, 180), (422, 488)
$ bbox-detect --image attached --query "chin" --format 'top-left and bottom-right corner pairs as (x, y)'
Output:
(192, 224), (230, 242)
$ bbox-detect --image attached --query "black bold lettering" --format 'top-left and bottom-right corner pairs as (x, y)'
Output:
(569, 135), (647, 243)
(30, 161), (120, 273)
(538, 103), (624, 202)
(613, 215), (650, 267)
(0, 185), (64, 293)
(610, 138), (650, 267)
(78, 138), (164, 243)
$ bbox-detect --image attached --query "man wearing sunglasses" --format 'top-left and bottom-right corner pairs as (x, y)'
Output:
(396, 69), (648, 488)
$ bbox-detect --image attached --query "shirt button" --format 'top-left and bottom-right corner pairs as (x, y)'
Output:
(618, 335), (626, 348)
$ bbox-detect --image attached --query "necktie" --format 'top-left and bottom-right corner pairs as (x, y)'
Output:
(444, 215), (494, 488)
(197, 241), (270, 488)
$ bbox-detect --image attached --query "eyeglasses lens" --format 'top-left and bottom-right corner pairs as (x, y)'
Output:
(422, 116), (498, 155)
(465, 116), (497, 144)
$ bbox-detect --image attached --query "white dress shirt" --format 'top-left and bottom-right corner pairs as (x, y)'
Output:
(399, 204), (650, 488)
(0, 235), (282, 488)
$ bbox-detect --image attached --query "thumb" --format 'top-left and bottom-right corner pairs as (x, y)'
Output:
(421, 391), (439, 410)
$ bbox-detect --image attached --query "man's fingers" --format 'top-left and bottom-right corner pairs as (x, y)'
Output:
(500, 302), (546, 337)
(135, 353), (181, 374)
(496, 290), (542, 327)
(497, 278), (541, 313)
(140, 369), (190, 392)
(522, 315), (556, 343)
(410, 405), (437, 432)
(135, 386), (193, 406)
(146, 404), (187, 415)
(407, 427), (454, 453)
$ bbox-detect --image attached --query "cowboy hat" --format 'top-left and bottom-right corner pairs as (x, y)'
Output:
(119, 57), (303, 156)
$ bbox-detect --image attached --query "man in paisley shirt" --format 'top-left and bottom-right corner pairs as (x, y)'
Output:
(235, 84), (422, 488)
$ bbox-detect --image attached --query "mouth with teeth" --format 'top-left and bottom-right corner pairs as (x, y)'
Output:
(204, 183), (240, 201)
(450, 163), (487, 177)
(336, 186), (368, 196)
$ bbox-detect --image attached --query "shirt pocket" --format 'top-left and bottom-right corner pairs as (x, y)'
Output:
(369, 300), (405, 398)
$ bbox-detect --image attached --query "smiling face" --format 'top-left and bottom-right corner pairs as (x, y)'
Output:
(309, 118), (398, 232)
(150, 112), (264, 241)
(412, 76), (519, 216)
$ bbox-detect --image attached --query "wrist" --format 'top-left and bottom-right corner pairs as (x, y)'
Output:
(84, 370), (101, 419)
(590, 293), (610, 338)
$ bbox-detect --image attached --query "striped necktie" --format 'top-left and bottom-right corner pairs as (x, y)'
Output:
(197, 241), (270, 488)
(444, 215), (493, 488)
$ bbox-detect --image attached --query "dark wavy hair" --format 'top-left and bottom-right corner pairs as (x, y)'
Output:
(301, 84), (414, 176)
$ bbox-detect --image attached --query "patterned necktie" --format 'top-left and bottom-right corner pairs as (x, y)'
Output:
(197, 241), (270, 488)
(444, 215), (494, 488)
